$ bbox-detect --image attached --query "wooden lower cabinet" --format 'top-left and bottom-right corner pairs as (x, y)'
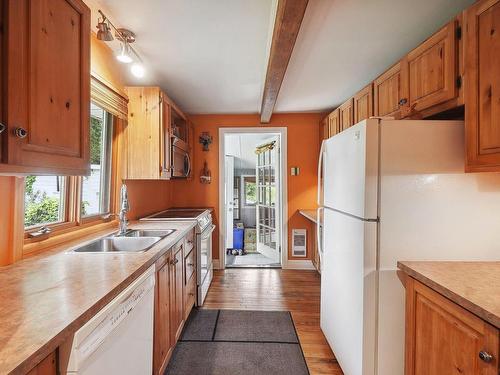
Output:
(405, 277), (499, 375)
(153, 238), (187, 375)
(26, 351), (57, 375)
(153, 254), (172, 375)
(170, 241), (185, 344)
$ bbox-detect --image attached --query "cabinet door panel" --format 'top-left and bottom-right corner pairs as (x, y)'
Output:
(406, 279), (499, 375)
(354, 84), (373, 123)
(153, 262), (171, 375)
(402, 21), (457, 115)
(5, 0), (90, 174)
(374, 63), (402, 118)
(465, 0), (500, 171)
(339, 98), (354, 131)
(328, 109), (340, 137)
(170, 244), (184, 344)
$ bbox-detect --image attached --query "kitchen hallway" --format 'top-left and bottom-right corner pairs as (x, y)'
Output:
(202, 269), (343, 375)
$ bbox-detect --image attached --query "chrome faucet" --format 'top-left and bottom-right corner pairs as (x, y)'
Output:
(118, 184), (130, 235)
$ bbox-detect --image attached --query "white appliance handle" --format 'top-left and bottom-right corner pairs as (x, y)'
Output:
(317, 140), (325, 205)
(316, 207), (324, 265)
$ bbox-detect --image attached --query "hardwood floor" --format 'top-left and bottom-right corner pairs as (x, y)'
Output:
(203, 268), (344, 374)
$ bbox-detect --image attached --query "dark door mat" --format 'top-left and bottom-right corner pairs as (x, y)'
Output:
(165, 341), (309, 375)
(180, 309), (219, 341)
(214, 310), (299, 343)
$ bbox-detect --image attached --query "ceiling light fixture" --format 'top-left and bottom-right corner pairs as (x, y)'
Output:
(96, 15), (113, 41)
(96, 10), (146, 78)
(131, 63), (145, 78)
(116, 42), (133, 63)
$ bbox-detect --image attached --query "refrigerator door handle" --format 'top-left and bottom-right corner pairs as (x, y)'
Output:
(317, 140), (325, 205)
(316, 206), (324, 266)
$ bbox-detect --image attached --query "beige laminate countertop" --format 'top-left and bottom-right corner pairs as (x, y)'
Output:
(398, 261), (500, 329)
(0, 220), (196, 375)
(299, 209), (320, 225)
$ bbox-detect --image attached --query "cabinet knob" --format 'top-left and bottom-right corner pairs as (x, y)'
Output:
(479, 351), (494, 363)
(170, 258), (179, 265)
(14, 127), (28, 138)
(0, 123), (5, 134)
(398, 98), (408, 106)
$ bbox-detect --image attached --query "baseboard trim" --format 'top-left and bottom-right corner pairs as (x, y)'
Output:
(283, 259), (316, 270)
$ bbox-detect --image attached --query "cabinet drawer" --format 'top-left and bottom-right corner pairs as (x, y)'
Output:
(184, 272), (196, 320)
(184, 248), (196, 284)
(184, 229), (195, 253)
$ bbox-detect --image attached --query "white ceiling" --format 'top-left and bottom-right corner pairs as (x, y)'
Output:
(91, 0), (474, 114)
(225, 134), (277, 169)
(275, 0), (475, 112)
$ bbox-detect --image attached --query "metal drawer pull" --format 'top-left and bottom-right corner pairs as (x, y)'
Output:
(187, 262), (194, 267)
(0, 123), (5, 134)
(479, 351), (493, 363)
(15, 127), (28, 138)
(170, 258), (179, 265)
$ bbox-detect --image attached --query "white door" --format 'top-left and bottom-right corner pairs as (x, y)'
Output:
(256, 138), (280, 263)
(321, 208), (377, 375)
(323, 119), (379, 219)
(225, 155), (234, 249)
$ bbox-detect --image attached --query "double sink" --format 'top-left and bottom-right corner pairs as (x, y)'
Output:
(73, 229), (176, 253)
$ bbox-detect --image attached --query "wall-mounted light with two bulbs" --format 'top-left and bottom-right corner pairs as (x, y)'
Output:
(96, 10), (145, 78)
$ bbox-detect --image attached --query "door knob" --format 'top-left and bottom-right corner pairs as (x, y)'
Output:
(15, 127), (28, 138)
(479, 351), (493, 363)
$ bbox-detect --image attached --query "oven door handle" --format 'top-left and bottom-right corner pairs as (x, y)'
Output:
(201, 225), (216, 240)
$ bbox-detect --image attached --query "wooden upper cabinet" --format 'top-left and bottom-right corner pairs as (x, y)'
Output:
(374, 63), (403, 118)
(405, 278), (499, 375)
(464, 0), (500, 172)
(328, 109), (340, 137)
(354, 83), (373, 123)
(126, 87), (171, 180)
(1, 0), (90, 175)
(400, 20), (459, 117)
(339, 98), (354, 131)
(320, 117), (329, 141)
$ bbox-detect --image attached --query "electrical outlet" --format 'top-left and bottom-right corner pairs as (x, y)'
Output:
(290, 167), (300, 176)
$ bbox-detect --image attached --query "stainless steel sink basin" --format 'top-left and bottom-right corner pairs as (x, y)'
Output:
(122, 229), (176, 238)
(73, 236), (162, 253)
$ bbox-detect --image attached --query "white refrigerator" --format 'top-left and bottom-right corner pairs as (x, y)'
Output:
(317, 118), (500, 375)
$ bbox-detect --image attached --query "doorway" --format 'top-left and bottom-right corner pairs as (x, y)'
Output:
(219, 128), (287, 269)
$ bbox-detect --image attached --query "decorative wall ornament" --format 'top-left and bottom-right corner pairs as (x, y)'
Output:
(200, 161), (212, 184)
(199, 132), (213, 151)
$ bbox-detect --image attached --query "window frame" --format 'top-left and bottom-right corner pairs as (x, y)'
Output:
(24, 108), (118, 241)
(242, 175), (257, 207)
(80, 107), (115, 223)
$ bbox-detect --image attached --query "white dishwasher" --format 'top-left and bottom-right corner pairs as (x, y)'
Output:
(59, 266), (155, 375)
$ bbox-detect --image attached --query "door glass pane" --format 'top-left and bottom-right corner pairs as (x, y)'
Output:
(24, 176), (66, 228)
(81, 103), (113, 217)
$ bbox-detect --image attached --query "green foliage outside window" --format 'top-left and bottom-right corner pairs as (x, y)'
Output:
(90, 116), (103, 165)
(24, 176), (61, 227)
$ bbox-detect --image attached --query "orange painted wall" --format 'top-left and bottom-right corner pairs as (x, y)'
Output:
(171, 113), (321, 261)
(125, 180), (173, 220)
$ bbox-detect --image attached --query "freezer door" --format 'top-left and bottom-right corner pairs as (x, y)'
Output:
(323, 119), (379, 220)
(320, 208), (377, 375)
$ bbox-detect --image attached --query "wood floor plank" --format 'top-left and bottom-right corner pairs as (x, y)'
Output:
(203, 269), (344, 375)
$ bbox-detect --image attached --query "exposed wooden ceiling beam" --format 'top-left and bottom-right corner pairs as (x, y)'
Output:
(260, 0), (308, 123)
